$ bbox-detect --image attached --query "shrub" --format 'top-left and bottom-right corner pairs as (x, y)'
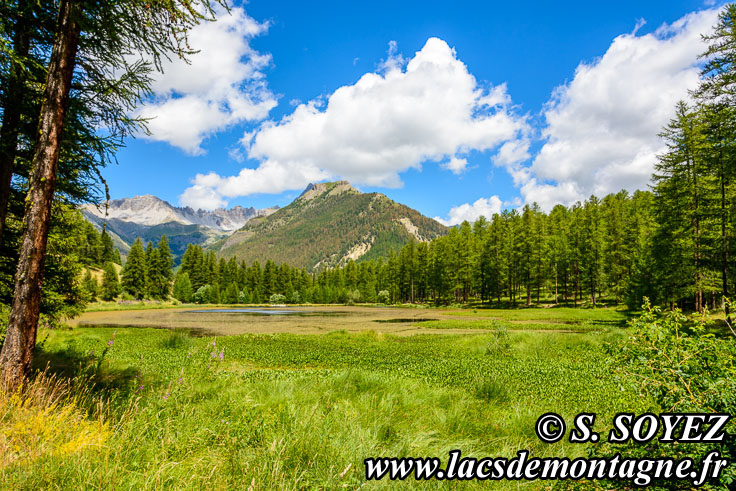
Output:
(600, 300), (736, 488)
(345, 289), (361, 305)
(193, 285), (212, 304)
(269, 293), (286, 305)
(377, 290), (390, 304)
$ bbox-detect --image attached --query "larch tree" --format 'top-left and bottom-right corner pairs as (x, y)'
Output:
(697, 4), (736, 319)
(0, 0), (226, 387)
(0, 0), (83, 386)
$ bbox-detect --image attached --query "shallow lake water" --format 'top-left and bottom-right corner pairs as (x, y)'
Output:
(184, 308), (348, 316)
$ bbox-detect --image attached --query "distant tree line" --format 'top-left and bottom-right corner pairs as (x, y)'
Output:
(107, 177), (733, 311)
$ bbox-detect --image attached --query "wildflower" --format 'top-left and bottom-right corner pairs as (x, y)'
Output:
(219, 349), (224, 361)
(210, 351), (216, 358)
(107, 330), (116, 347)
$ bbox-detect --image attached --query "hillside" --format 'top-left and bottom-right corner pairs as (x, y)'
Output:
(216, 181), (447, 270)
(82, 195), (277, 260)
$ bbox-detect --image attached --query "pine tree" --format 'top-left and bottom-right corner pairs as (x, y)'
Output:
(121, 238), (147, 299)
(581, 196), (604, 306)
(652, 102), (710, 310)
(146, 235), (173, 299)
(172, 271), (193, 303)
(82, 269), (99, 302)
(82, 222), (102, 266)
(224, 282), (239, 304)
(101, 261), (121, 301)
(100, 229), (115, 263)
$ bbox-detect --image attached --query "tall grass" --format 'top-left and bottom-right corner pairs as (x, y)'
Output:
(0, 371), (109, 470)
(1, 314), (643, 488)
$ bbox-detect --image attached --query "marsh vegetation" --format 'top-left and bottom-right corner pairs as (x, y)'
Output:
(2, 305), (643, 488)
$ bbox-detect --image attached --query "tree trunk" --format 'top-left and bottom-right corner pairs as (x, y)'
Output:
(720, 156), (730, 323)
(0, 0), (81, 389)
(0, 6), (32, 247)
(692, 144), (702, 314)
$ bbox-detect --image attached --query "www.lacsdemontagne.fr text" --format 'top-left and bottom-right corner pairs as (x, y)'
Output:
(364, 449), (728, 486)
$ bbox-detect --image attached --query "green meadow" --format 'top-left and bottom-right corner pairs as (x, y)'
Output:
(0, 305), (649, 489)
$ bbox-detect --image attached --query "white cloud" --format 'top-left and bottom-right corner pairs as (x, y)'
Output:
(492, 140), (530, 170)
(441, 156), (469, 174)
(434, 8), (719, 220)
(181, 37), (527, 209)
(513, 8), (720, 208)
(138, 6), (277, 155)
(435, 196), (503, 226)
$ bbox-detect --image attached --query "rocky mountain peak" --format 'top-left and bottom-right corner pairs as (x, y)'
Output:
(297, 181), (359, 201)
(82, 195), (277, 232)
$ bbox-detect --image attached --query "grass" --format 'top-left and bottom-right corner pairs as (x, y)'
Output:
(423, 306), (629, 333)
(83, 300), (198, 312)
(0, 372), (109, 470)
(0, 307), (649, 488)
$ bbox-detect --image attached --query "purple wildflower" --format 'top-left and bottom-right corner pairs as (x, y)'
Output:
(107, 330), (116, 347)
(219, 349), (224, 361)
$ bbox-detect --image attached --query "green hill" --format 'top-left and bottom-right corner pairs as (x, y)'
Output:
(216, 181), (447, 270)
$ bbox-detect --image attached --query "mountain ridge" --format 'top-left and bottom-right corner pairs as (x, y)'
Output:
(81, 195), (278, 261)
(216, 181), (447, 270)
(82, 195), (278, 232)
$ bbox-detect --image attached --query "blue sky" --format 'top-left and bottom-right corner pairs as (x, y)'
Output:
(106, 0), (723, 224)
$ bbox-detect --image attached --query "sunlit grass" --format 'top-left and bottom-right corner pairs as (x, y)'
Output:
(1, 308), (646, 488)
(0, 372), (109, 470)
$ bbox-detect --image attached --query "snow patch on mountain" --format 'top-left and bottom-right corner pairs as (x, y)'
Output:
(83, 195), (277, 232)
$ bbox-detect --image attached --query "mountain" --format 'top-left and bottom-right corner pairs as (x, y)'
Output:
(82, 195), (277, 259)
(216, 181), (447, 270)
(82, 195), (276, 232)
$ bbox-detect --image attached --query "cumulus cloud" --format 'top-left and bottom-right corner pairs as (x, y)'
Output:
(431, 8), (719, 221)
(441, 156), (469, 174)
(435, 196), (503, 226)
(181, 37), (527, 209)
(513, 8), (720, 208)
(138, 6), (277, 155)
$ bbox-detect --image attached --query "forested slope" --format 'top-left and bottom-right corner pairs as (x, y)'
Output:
(216, 181), (447, 270)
